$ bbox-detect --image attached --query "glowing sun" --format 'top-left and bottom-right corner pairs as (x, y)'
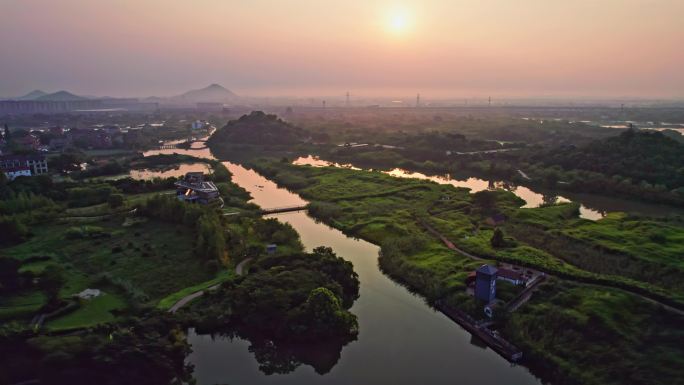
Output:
(386, 7), (412, 35)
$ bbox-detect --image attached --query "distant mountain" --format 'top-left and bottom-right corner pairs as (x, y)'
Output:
(177, 84), (238, 103)
(35, 90), (88, 101)
(16, 90), (48, 100)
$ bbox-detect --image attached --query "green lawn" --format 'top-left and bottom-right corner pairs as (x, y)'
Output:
(250, 159), (684, 385)
(4, 218), (213, 306)
(156, 268), (235, 310)
(562, 213), (684, 269)
(0, 290), (47, 321)
(46, 292), (127, 331)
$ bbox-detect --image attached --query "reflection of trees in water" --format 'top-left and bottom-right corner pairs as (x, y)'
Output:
(207, 326), (355, 375)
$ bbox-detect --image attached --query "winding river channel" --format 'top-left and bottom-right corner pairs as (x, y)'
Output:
(143, 144), (542, 385)
(292, 155), (683, 220)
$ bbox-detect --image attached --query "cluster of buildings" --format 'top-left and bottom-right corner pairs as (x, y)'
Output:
(175, 172), (220, 205)
(3, 125), (157, 153)
(191, 120), (211, 130)
(0, 98), (158, 114)
(0, 154), (49, 180)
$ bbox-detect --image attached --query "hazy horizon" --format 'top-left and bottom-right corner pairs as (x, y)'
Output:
(2, 0), (683, 99)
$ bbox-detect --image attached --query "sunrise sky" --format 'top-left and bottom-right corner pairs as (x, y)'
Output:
(1, 0), (683, 99)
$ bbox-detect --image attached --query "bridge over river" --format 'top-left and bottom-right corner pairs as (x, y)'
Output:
(259, 204), (308, 215)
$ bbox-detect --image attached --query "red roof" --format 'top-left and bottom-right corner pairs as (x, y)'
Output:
(3, 166), (30, 172)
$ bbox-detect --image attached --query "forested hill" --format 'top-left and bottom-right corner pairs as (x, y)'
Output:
(534, 130), (684, 189)
(208, 111), (308, 145)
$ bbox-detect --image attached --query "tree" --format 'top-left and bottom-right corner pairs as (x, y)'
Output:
(490, 227), (506, 248)
(0, 257), (23, 293)
(107, 194), (124, 209)
(297, 287), (358, 337)
(0, 216), (29, 246)
(3, 124), (10, 142)
(40, 265), (65, 301)
(195, 213), (226, 263)
(544, 170), (559, 188)
(472, 190), (497, 210)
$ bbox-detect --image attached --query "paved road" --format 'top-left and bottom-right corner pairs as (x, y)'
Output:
(235, 257), (253, 276)
(517, 169), (532, 180)
(168, 257), (254, 313)
(168, 289), (214, 313)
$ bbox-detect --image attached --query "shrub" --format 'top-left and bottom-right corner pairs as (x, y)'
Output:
(64, 226), (109, 239)
(107, 194), (125, 209)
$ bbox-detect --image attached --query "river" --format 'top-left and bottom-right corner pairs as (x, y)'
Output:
(292, 155), (683, 220)
(142, 145), (543, 385)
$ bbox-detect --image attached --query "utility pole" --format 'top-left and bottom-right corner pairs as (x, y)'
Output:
(488, 96), (492, 107)
(346, 91), (350, 107)
(416, 93), (421, 108)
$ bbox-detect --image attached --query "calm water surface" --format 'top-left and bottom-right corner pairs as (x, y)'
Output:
(294, 155), (602, 220)
(142, 147), (542, 385)
(187, 162), (542, 385)
(129, 163), (210, 179)
(293, 155), (683, 220)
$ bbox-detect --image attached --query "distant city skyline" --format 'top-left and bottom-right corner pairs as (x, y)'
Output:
(2, 0), (683, 99)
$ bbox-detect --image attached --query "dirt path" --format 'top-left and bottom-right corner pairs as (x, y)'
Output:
(416, 217), (484, 261)
(419, 216), (684, 316)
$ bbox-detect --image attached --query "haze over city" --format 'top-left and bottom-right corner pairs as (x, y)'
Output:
(2, 2), (684, 385)
(2, 0), (683, 99)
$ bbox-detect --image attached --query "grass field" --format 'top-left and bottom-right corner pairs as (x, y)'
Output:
(2, 214), (214, 329)
(249, 159), (684, 385)
(46, 292), (128, 331)
(156, 269), (235, 310)
(0, 290), (48, 321)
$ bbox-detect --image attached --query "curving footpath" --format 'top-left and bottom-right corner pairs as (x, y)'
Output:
(167, 257), (253, 313)
(419, 216), (684, 316)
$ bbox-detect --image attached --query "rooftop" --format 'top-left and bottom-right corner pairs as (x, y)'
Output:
(497, 268), (524, 281)
(477, 264), (498, 276)
(175, 179), (218, 193)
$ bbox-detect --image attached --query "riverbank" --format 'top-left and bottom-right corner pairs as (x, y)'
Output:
(184, 161), (542, 385)
(245, 158), (684, 385)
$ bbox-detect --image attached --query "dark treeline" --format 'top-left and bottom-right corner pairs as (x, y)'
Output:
(208, 111), (308, 146)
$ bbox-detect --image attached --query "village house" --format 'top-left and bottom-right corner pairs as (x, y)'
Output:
(14, 135), (41, 150)
(2, 166), (32, 180)
(497, 268), (527, 286)
(0, 154), (49, 178)
(175, 172), (220, 204)
(67, 128), (113, 149)
(48, 126), (65, 136)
